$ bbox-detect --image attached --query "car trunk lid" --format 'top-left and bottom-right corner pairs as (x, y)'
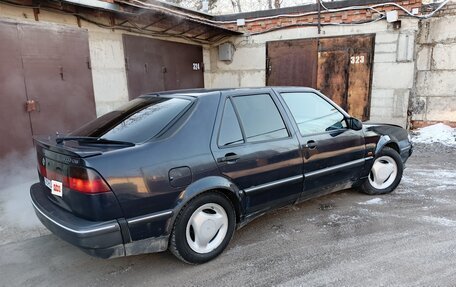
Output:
(34, 136), (126, 220)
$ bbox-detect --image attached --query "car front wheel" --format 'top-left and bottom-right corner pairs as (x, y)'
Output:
(359, 147), (404, 195)
(169, 192), (236, 264)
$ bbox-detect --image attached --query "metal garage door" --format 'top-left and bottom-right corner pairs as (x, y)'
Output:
(123, 35), (204, 99)
(0, 21), (96, 159)
(266, 39), (318, 88)
(266, 34), (375, 121)
(0, 22), (33, 157)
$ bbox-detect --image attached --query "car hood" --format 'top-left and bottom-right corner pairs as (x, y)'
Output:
(362, 123), (409, 142)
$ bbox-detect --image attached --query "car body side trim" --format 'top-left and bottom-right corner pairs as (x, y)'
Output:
(127, 210), (173, 224)
(400, 145), (412, 151)
(31, 199), (119, 235)
(305, 157), (373, 179)
(244, 175), (303, 194)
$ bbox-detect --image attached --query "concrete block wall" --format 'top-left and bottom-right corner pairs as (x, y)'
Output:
(88, 31), (130, 116)
(206, 19), (420, 127)
(204, 43), (266, 88)
(371, 26), (417, 126)
(412, 13), (456, 126)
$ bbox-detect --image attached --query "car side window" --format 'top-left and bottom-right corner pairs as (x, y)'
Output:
(232, 94), (288, 143)
(218, 99), (244, 147)
(281, 92), (347, 135)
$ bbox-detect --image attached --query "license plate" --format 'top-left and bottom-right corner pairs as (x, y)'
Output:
(51, 180), (63, 197)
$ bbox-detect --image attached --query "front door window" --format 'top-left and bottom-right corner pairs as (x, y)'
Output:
(281, 92), (347, 136)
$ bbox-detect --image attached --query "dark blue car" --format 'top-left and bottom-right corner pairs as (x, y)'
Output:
(30, 87), (413, 264)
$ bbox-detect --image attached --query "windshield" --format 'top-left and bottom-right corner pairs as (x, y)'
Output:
(70, 97), (191, 143)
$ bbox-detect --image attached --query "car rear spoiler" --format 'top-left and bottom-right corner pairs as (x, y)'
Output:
(33, 136), (102, 158)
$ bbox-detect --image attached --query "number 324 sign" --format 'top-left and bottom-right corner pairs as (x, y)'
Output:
(193, 63), (201, 70)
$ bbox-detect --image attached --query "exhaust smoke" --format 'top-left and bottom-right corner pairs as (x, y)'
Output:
(0, 150), (49, 245)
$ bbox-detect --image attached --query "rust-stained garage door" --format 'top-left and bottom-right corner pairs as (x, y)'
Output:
(266, 35), (374, 121)
(123, 35), (204, 99)
(318, 35), (374, 121)
(0, 21), (96, 159)
(266, 39), (318, 88)
(317, 50), (349, 108)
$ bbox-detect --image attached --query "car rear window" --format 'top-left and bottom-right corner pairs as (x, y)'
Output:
(70, 97), (191, 143)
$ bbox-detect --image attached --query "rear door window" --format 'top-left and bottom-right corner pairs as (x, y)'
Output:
(71, 97), (191, 143)
(218, 99), (244, 147)
(232, 94), (288, 143)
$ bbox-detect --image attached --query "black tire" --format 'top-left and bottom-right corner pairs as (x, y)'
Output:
(169, 192), (236, 264)
(359, 147), (404, 195)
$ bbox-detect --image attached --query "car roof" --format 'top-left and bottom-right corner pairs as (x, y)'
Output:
(141, 87), (319, 98)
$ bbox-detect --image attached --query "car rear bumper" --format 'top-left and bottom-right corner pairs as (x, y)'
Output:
(30, 182), (170, 258)
(31, 183), (125, 258)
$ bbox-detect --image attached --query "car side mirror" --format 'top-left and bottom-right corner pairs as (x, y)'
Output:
(348, 117), (363, 131)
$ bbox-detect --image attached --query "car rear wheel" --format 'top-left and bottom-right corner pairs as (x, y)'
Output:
(169, 192), (236, 264)
(359, 147), (404, 195)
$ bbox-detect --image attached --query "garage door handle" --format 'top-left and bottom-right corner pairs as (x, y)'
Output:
(217, 153), (240, 163)
(305, 140), (317, 149)
(25, 100), (39, 112)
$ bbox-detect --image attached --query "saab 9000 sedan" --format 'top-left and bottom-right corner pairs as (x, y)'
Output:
(30, 87), (412, 264)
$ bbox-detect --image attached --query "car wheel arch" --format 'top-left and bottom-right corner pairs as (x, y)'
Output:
(166, 176), (244, 235)
(358, 135), (401, 180)
(374, 135), (400, 156)
(384, 142), (400, 154)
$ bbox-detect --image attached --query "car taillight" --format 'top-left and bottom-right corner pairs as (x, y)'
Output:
(68, 166), (111, 194)
(37, 157), (110, 194)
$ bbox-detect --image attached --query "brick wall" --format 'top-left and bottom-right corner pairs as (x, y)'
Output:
(221, 0), (422, 34)
(434, 1), (456, 16)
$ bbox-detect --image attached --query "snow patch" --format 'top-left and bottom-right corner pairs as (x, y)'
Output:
(359, 198), (383, 205)
(413, 123), (456, 146)
(413, 170), (456, 186)
(432, 197), (452, 204)
(328, 213), (361, 223)
(422, 216), (456, 227)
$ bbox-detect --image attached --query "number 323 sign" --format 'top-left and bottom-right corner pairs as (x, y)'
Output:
(350, 55), (365, 64)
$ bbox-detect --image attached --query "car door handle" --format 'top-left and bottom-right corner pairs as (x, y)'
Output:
(305, 140), (317, 149)
(217, 153), (240, 163)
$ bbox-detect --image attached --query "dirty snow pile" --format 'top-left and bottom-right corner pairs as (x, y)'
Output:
(413, 123), (456, 146)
